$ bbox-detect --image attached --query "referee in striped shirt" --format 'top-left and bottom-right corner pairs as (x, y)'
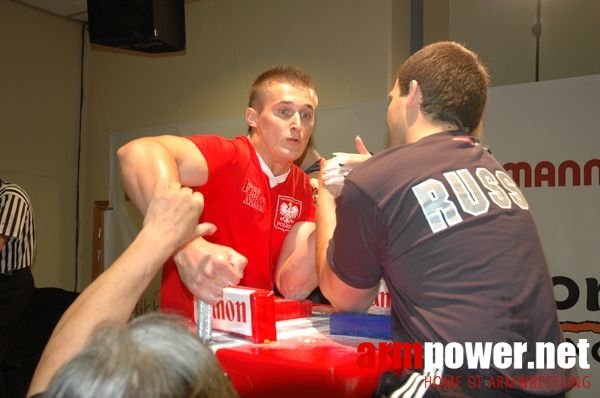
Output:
(0, 179), (36, 398)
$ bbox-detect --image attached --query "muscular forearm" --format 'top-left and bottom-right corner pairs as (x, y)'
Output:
(315, 187), (338, 297)
(276, 227), (317, 299)
(28, 182), (210, 397)
(276, 223), (318, 299)
(117, 138), (181, 214)
(316, 187), (379, 312)
(117, 135), (209, 216)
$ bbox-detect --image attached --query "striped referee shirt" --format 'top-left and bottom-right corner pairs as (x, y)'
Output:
(0, 180), (36, 273)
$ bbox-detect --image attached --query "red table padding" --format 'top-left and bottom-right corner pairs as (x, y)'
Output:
(274, 298), (313, 321)
(216, 336), (396, 397)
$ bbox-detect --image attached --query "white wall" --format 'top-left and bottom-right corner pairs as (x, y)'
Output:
(446, 0), (600, 85)
(0, 1), (82, 289)
(484, 74), (600, 398)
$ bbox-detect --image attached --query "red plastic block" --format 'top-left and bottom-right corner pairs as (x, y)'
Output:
(274, 298), (312, 321)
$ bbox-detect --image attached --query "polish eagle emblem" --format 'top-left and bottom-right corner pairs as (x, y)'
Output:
(279, 201), (299, 224)
(274, 195), (302, 231)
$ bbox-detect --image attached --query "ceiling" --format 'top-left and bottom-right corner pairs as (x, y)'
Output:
(11, 0), (200, 24)
(12, 0), (88, 23)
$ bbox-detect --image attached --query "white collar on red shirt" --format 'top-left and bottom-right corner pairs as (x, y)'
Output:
(256, 153), (290, 188)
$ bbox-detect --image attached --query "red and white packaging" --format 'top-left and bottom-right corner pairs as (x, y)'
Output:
(371, 278), (391, 309)
(212, 287), (276, 343)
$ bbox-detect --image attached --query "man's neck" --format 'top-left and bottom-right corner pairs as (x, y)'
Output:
(408, 119), (462, 144)
(247, 135), (291, 176)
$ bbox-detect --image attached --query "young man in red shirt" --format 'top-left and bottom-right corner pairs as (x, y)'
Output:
(118, 66), (318, 321)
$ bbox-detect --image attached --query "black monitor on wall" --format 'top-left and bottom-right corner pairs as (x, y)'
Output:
(87, 0), (185, 53)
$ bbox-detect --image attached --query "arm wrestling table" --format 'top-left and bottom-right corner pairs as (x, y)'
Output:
(210, 313), (396, 398)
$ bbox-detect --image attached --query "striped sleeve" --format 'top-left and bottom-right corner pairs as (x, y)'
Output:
(0, 183), (36, 272)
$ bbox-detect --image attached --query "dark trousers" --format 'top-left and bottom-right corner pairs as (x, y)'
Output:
(0, 268), (34, 398)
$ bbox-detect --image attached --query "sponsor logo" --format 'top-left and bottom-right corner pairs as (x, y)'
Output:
(554, 275), (600, 368)
(503, 158), (599, 188)
(241, 179), (265, 212)
(555, 275), (600, 336)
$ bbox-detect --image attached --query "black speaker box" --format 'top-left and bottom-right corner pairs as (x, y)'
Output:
(87, 0), (185, 53)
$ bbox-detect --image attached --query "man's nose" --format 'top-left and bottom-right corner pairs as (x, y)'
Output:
(290, 111), (302, 128)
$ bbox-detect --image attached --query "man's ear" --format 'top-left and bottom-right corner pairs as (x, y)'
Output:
(246, 107), (257, 128)
(406, 80), (422, 107)
(404, 80), (422, 126)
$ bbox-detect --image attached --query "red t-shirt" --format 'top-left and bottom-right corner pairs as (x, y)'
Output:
(160, 135), (316, 321)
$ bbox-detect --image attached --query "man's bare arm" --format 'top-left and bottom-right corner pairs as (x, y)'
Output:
(316, 162), (378, 312)
(275, 221), (318, 299)
(27, 182), (214, 397)
(117, 135), (208, 214)
(117, 134), (246, 304)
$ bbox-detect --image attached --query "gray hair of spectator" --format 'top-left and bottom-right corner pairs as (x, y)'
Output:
(43, 312), (238, 398)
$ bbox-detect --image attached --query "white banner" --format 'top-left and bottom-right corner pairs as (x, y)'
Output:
(484, 74), (600, 398)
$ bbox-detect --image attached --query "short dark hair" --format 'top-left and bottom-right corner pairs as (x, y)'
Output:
(397, 41), (489, 134)
(248, 65), (317, 111)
